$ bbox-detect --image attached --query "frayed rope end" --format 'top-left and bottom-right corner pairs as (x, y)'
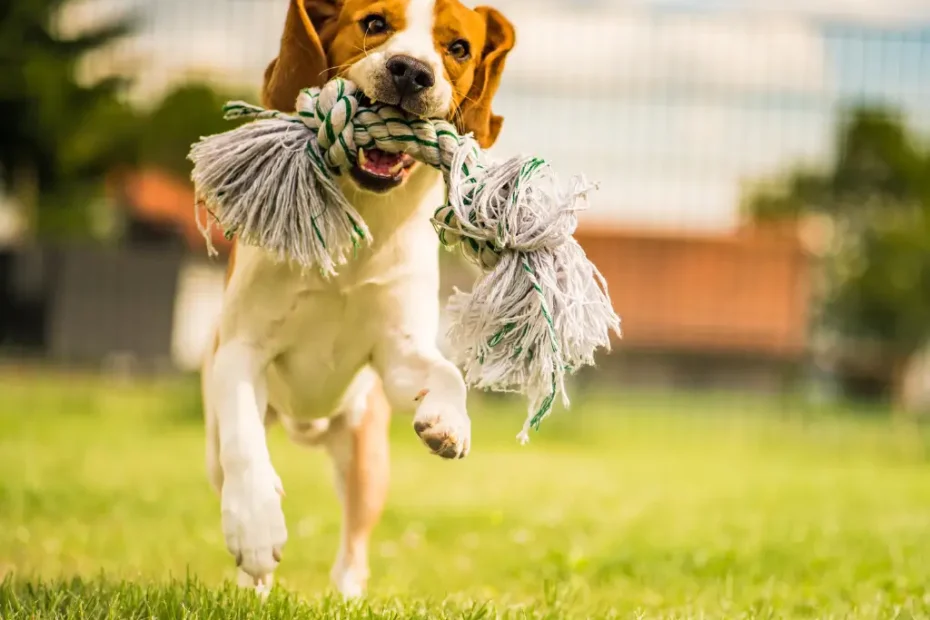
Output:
(194, 198), (219, 259)
(188, 111), (370, 275)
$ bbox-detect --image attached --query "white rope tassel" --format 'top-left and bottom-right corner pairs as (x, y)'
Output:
(189, 114), (367, 275)
(437, 145), (621, 440)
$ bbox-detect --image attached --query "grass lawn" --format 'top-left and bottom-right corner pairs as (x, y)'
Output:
(1, 372), (930, 618)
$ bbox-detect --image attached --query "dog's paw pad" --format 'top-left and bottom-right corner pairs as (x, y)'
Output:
(413, 413), (470, 460)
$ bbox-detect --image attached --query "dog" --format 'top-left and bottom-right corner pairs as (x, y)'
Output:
(201, 0), (515, 597)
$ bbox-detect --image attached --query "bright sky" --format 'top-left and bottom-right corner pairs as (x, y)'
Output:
(64, 0), (930, 231)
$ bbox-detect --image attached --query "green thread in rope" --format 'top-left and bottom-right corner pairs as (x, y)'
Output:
(487, 322), (517, 347)
(522, 259), (561, 432)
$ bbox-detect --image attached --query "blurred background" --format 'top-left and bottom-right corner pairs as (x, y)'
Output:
(3, 0), (930, 612)
(2, 0), (929, 412)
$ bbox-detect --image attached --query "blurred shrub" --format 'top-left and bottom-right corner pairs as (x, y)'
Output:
(2, 0), (252, 239)
(744, 107), (930, 405)
(1, 0), (139, 237)
(137, 82), (252, 180)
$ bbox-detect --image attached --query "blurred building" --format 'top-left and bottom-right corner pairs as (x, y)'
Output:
(0, 170), (228, 373)
(0, 171), (815, 391)
(575, 224), (811, 392)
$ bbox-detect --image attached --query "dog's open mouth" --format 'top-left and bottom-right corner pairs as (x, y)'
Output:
(350, 148), (417, 192)
(349, 93), (419, 192)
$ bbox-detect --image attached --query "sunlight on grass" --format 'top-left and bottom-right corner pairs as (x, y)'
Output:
(1, 372), (929, 618)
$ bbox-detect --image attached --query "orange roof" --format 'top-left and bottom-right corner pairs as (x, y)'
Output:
(575, 223), (812, 359)
(110, 168), (232, 253)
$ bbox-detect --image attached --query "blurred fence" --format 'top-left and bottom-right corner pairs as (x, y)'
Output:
(3, 0), (930, 406)
(115, 0), (930, 229)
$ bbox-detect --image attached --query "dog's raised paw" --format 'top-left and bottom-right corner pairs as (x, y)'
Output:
(221, 463), (287, 579)
(413, 408), (471, 459)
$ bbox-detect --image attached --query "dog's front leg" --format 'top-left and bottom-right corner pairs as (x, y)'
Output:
(375, 334), (470, 459)
(210, 340), (287, 581)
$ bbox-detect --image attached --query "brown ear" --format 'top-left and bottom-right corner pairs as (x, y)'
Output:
(262, 0), (340, 111)
(457, 7), (516, 149)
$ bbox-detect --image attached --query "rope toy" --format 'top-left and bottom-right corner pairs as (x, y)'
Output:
(189, 77), (621, 442)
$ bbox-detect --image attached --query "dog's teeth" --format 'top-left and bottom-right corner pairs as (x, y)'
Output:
(388, 160), (405, 175)
(358, 148), (367, 167)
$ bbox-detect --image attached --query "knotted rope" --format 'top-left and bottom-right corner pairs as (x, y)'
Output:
(189, 77), (621, 442)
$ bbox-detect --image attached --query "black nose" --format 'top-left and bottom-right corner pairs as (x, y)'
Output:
(386, 55), (435, 96)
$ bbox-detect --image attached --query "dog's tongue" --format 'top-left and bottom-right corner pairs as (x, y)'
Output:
(359, 148), (406, 178)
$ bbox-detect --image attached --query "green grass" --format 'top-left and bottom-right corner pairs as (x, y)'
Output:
(2, 373), (930, 618)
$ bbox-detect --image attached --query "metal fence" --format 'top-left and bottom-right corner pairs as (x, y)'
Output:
(106, 0), (930, 230)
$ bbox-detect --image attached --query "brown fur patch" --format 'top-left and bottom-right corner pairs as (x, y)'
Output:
(324, 0), (410, 79)
(433, 0), (487, 118)
(450, 5), (515, 148)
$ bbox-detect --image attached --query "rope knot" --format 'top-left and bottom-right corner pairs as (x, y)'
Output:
(434, 154), (591, 269)
(297, 78), (359, 170)
(293, 77), (465, 174)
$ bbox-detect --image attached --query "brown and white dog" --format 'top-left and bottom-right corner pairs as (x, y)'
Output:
(201, 0), (515, 598)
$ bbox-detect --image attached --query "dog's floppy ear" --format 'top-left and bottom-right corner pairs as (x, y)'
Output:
(262, 0), (340, 111)
(456, 7), (516, 149)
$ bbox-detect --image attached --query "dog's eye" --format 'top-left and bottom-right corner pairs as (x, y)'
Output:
(448, 39), (471, 61)
(360, 14), (389, 35)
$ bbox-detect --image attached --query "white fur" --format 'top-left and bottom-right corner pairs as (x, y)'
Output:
(204, 162), (470, 593)
(347, 0), (453, 118)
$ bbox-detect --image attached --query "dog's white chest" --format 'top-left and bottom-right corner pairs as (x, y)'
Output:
(263, 283), (381, 419)
(217, 169), (446, 421)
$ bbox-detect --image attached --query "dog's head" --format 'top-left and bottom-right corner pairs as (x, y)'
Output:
(263, 0), (515, 193)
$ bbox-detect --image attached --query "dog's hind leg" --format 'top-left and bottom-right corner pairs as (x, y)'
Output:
(203, 369), (224, 495)
(323, 370), (391, 599)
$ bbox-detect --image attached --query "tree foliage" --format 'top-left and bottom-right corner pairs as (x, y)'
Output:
(1, 0), (252, 237)
(745, 107), (930, 391)
(136, 83), (251, 180)
(1, 0), (140, 236)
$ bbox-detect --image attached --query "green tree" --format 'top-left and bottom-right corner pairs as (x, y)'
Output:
(0, 0), (138, 237)
(137, 82), (253, 179)
(745, 107), (930, 405)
